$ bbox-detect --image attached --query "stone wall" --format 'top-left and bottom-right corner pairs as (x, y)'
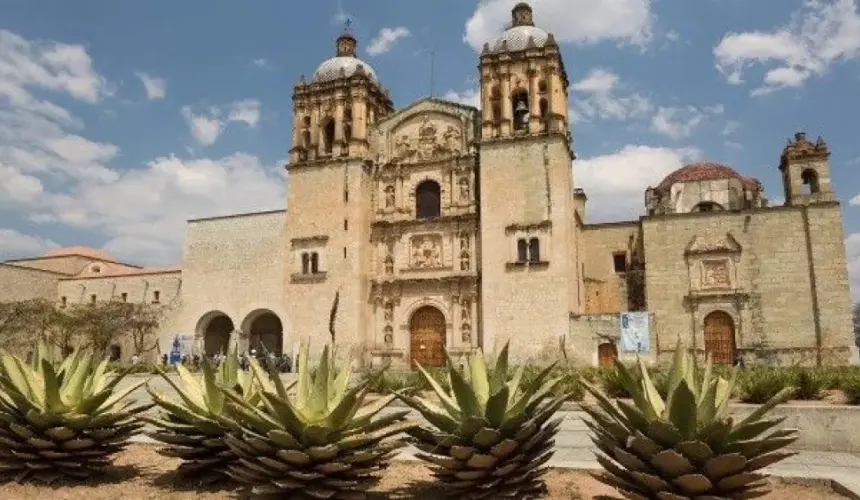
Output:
(181, 210), (289, 354)
(0, 264), (61, 302)
(580, 221), (639, 314)
(641, 203), (853, 365)
(479, 135), (577, 362)
(569, 313), (657, 365)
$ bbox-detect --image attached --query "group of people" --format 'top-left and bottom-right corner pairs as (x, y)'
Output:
(159, 349), (293, 373)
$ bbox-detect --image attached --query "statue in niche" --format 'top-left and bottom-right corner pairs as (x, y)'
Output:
(458, 177), (470, 202)
(383, 325), (393, 345)
(383, 301), (394, 322)
(461, 322), (471, 343)
(460, 232), (470, 250)
(384, 254), (394, 275)
(412, 236), (442, 268)
(395, 134), (413, 160)
(461, 299), (471, 321)
(384, 185), (395, 208)
(443, 126), (461, 155)
(460, 250), (470, 271)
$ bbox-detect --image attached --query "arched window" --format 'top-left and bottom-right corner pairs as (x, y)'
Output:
(539, 98), (549, 132)
(517, 239), (528, 262)
(512, 90), (529, 132)
(310, 252), (320, 274)
(416, 180), (441, 219)
(692, 201), (723, 213)
(323, 119), (335, 155)
(801, 169), (820, 194)
(528, 238), (541, 263)
(301, 253), (310, 274)
(343, 106), (353, 145)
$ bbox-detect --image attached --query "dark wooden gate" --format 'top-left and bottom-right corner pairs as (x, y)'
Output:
(410, 306), (446, 368)
(703, 311), (737, 365)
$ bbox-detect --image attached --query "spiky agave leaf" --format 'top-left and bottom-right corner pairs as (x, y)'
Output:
(580, 340), (798, 499)
(0, 343), (151, 484)
(223, 343), (416, 498)
(144, 344), (262, 483)
(395, 342), (571, 499)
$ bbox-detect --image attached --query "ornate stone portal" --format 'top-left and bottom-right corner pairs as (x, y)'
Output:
(701, 259), (731, 289)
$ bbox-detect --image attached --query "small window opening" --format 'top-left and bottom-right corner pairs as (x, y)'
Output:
(121, 292), (127, 302)
(528, 238), (541, 263)
(310, 253), (320, 274)
(152, 290), (160, 303)
(612, 253), (627, 273)
(60, 296), (67, 308)
(90, 294), (97, 305)
(801, 168), (820, 194)
(323, 119), (335, 155)
(517, 239), (528, 263)
(302, 253), (310, 274)
(512, 91), (529, 132)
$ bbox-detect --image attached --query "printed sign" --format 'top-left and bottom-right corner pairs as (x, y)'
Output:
(619, 312), (650, 354)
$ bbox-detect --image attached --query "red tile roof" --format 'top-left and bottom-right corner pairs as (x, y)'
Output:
(656, 161), (760, 192)
(42, 246), (116, 261)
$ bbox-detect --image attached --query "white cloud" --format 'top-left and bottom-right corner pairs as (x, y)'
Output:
(181, 99), (262, 146)
(135, 72), (166, 100)
(571, 68), (652, 122)
(443, 88), (481, 108)
(251, 58), (271, 69)
(574, 145), (702, 221)
(0, 229), (57, 259)
(651, 105), (723, 140)
(722, 120), (741, 136)
(464, 0), (652, 52)
(0, 30), (285, 265)
(714, 0), (860, 94)
(846, 232), (860, 301)
(367, 27), (411, 56)
(228, 99), (261, 127)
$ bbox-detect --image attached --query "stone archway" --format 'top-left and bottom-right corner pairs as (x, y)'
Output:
(704, 310), (737, 365)
(409, 306), (446, 368)
(198, 313), (234, 356)
(245, 310), (284, 356)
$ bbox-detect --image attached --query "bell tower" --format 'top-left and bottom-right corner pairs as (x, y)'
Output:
(478, 2), (570, 139)
(289, 30), (393, 165)
(477, 2), (582, 362)
(780, 132), (835, 206)
(284, 29), (393, 361)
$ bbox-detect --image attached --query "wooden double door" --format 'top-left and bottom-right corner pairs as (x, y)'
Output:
(410, 306), (446, 368)
(703, 311), (737, 365)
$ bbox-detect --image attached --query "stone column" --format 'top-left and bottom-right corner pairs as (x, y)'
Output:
(310, 103), (320, 159)
(500, 71), (512, 136)
(481, 79), (493, 124)
(528, 70), (541, 134)
(545, 69), (557, 132)
(334, 99), (345, 156)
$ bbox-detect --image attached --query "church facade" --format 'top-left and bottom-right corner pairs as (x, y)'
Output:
(0, 3), (854, 367)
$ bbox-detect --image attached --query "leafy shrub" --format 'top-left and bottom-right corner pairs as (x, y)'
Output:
(840, 373), (860, 405)
(599, 365), (637, 398)
(792, 367), (828, 400)
(739, 367), (795, 404)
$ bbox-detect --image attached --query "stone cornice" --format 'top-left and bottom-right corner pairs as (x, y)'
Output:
(371, 212), (478, 230)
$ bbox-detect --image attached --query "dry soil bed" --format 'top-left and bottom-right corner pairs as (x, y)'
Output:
(0, 445), (846, 499)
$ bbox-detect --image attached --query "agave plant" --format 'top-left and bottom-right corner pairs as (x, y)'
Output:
(0, 344), (150, 483)
(396, 343), (571, 499)
(580, 345), (798, 499)
(145, 346), (261, 483)
(222, 343), (416, 498)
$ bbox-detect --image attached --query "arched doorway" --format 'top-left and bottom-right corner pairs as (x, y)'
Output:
(201, 313), (234, 356)
(598, 342), (618, 367)
(703, 311), (737, 365)
(247, 311), (284, 355)
(410, 306), (446, 368)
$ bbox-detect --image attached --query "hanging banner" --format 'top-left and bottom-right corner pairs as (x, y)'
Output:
(619, 312), (650, 354)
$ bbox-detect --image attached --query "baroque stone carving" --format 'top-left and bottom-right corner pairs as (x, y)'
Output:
(701, 259), (730, 288)
(393, 116), (462, 163)
(458, 176), (470, 201)
(383, 325), (393, 345)
(411, 234), (443, 269)
(384, 185), (395, 208)
(462, 322), (471, 343)
(383, 301), (394, 322)
(460, 250), (470, 271)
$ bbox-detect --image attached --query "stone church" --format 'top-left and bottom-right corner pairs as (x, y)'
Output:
(0, 3), (854, 367)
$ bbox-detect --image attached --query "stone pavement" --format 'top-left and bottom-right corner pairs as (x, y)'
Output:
(124, 375), (860, 496)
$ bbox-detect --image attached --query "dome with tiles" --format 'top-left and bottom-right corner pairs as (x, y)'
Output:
(489, 3), (551, 53)
(311, 32), (378, 84)
(657, 161), (760, 193)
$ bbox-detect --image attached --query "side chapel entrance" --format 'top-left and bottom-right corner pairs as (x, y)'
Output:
(598, 342), (618, 367)
(703, 311), (737, 365)
(409, 306), (446, 368)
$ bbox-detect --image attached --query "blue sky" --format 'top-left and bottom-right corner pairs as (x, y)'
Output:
(1, 0), (860, 297)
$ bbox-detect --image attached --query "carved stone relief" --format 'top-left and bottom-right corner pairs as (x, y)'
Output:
(459, 232), (471, 271)
(384, 241), (395, 275)
(461, 298), (472, 343)
(411, 234), (443, 269)
(701, 259), (731, 289)
(393, 116), (462, 163)
(384, 185), (395, 208)
(383, 325), (393, 345)
(458, 176), (470, 202)
(383, 301), (394, 322)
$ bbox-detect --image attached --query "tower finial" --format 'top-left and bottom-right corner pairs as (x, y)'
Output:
(336, 18), (357, 57)
(511, 2), (535, 27)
